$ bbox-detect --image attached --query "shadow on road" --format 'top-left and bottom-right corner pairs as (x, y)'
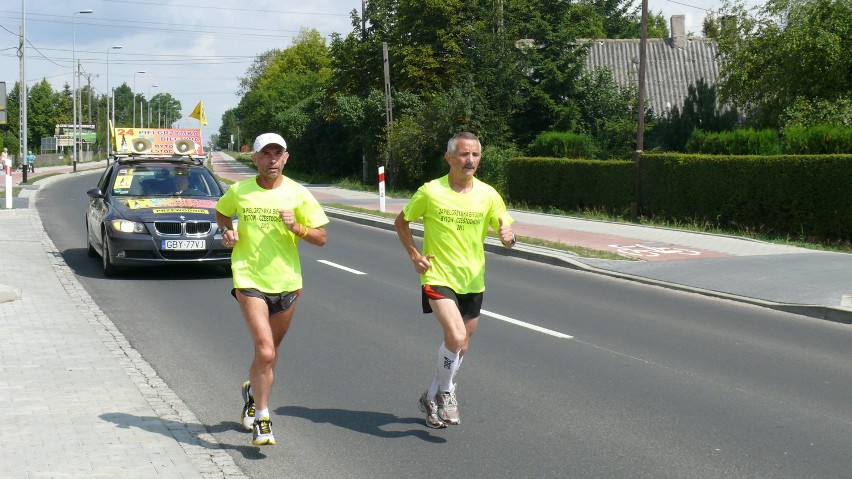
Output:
(277, 405), (447, 443)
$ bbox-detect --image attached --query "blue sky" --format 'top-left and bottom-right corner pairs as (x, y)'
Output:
(0, 0), (761, 146)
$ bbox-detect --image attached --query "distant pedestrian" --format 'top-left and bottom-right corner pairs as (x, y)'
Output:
(1, 148), (9, 177)
(215, 133), (329, 446)
(394, 132), (515, 428)
(26, 151), (35, 173)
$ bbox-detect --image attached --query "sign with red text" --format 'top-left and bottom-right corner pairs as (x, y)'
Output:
(113, 128), (204, 155)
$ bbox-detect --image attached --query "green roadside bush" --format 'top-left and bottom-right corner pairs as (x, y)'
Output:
(684, 125), (852, 155)
(782, 124), (852, 154)
(686, 128), (781, 155)
(528, 132), (596, 159)
(479, 144), (518, 197)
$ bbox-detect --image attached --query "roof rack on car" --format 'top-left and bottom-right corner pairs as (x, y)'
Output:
(110, 138), (206, 165)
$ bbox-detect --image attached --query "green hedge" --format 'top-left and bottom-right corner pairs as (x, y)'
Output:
(641, 153), (852, 239)
(506, 153), (852, 240)
(507, 157), (634, 212)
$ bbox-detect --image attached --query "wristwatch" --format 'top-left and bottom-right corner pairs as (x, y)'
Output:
(504, 234), (516, 247)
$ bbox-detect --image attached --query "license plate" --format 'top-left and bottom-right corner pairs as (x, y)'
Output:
(161, 239), (205, 250)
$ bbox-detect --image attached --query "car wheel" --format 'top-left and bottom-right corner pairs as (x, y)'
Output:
(86, 222), (97, 258)
(101, 230), (118, 277)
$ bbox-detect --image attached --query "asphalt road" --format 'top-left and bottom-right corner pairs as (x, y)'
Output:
(39, 173), (852, 479)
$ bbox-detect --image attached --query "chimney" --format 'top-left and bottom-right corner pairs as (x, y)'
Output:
(671, 15), (686, 49)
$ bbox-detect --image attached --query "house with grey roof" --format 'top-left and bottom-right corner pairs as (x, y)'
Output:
(584, 16), (722, 117)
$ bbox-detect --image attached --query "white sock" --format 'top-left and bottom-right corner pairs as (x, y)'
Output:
(452, 355), (464, 392)
(256, 408), (269, 420)
(427, 375), (441, 400)
(428, 343), (460, 398)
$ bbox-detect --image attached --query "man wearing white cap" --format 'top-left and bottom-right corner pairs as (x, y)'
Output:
(216, 133), (329, 446)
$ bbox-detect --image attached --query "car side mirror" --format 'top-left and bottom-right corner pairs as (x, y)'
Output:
(86, 188), (105, 199)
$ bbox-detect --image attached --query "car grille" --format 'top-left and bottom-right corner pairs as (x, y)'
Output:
(154, 221), (212, 236)
(161, 251), (209, 260)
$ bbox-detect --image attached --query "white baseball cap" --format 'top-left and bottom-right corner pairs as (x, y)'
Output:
(253, 133), (287, 152)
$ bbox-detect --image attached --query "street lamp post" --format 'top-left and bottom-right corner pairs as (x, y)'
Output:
(132, 70), (146, 129)
(71, 9), (93, 172)
(106, 45), (122, 155)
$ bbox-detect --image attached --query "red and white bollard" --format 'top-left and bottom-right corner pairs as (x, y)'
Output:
(4, 157), (12, 209)
(378, 166), (386, 213)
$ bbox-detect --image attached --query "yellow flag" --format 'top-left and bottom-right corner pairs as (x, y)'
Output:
(189, 101), (207, 125)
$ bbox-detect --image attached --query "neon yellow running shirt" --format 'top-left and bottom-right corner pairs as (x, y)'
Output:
(216, 176), (329, 293)
(402, 175), (513, 294)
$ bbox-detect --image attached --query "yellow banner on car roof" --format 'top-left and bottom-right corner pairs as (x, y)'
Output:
(113, 127), (203, 155)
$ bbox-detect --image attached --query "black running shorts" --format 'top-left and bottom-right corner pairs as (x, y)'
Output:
(421, 285), (483, 320)
(232, 288), (301, 315)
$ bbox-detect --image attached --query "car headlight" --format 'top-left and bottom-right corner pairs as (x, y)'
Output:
(110, 219), (146, 233)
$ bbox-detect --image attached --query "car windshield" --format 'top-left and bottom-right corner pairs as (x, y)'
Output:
(110, 164), (222, 197)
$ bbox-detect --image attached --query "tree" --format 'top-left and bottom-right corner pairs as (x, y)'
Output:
(573, 68), (639, 158)
(234, 29), (343, 174)
(502, 0), (591, 144)
(589, 0), (640, 38)
(649, 78), (739, 151)
(147, 93), (181, 128)
(781, 96), (852, 127)
(702, 12), (721, 38)
(112, 84), (134, 128)
(646, 10), (670, 38)
(217, 109), (239, 150)
(27, 80), (63, 150)
(314, 0), (672, 179)
(717, 0), (852, 128)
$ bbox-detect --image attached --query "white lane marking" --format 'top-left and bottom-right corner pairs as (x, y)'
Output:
(481, 309), (573, 339)
(317, 260), (367, 275)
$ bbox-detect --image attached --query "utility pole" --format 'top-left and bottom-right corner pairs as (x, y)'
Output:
(361, 0), (368, 183)
(382, 42), (393, 187)
(632, 0), (649, 218)
(83, 72), (99, 123)
(18, 22), (27, 183)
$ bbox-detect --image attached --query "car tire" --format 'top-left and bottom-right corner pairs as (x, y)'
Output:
(101, 230), (118, 277)
(86, 222), (97, 258)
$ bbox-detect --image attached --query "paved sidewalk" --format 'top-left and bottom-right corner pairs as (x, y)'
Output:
(1, 163), (247, 478)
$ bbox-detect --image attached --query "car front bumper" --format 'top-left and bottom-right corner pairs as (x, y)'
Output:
(105, 227), (231, 267)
